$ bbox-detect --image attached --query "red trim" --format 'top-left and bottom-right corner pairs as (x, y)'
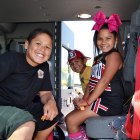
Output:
(93, 98), (100, 113)
(47, 131), (53, 140)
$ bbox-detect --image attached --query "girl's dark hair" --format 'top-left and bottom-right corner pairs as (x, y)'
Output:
(93, 23), (123, 57)
(27, 28), (53, 43)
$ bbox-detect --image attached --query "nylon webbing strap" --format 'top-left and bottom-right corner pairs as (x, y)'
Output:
(125, 36), (140, 139)
(125, 104), (133, 138)
(133, 36), (140, 139)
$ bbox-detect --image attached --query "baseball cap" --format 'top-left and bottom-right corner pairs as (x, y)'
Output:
(68, 50), (91, 63)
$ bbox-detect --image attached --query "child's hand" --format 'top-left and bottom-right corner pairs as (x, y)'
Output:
(41, 115), (48, 121)
(73, 98), (80, 109)
(74, 98), (89, 110)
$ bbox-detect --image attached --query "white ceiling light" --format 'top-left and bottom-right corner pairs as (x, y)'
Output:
(77, 13), (91, 19)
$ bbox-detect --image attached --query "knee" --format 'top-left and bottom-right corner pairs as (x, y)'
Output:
(65, 114), (75, 127)
(9, 121), (35, 140)
(25, 121), (36, 138)
(25, 121), (35, 131)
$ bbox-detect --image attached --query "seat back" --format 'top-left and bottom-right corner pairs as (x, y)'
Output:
(85, 116), (123, 139)
(9, 40), (23, 52)
(6, 39), (24, 53)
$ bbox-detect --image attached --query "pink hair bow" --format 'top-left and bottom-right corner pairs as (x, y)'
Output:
(92, 11), (122, 32)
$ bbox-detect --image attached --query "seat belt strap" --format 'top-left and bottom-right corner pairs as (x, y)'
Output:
(132, 36), (140, 139)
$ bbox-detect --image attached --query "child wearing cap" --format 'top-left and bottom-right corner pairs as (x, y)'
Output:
(68, 49), (92, 98)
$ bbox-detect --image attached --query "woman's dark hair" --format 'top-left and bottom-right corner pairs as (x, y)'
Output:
(27, 28), (53, 43)
(93, 23), (123, 57)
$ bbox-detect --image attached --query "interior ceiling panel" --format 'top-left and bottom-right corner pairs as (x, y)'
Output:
(0, 0), (139, 22)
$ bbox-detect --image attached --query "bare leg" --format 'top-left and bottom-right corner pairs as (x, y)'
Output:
(34, 123), (57, 140)
(65, 106), (98, 133)
(8, 121), (35, 140)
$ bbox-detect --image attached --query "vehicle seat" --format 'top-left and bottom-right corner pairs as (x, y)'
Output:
(6, 39), (24, 53)
(85, 116), (124, 139)
(9, 40), (23, 52)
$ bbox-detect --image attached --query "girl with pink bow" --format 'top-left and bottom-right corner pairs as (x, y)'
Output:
(66, 11), (124, 140)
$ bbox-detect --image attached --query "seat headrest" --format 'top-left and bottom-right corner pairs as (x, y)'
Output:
(9, 40), (21, 52)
